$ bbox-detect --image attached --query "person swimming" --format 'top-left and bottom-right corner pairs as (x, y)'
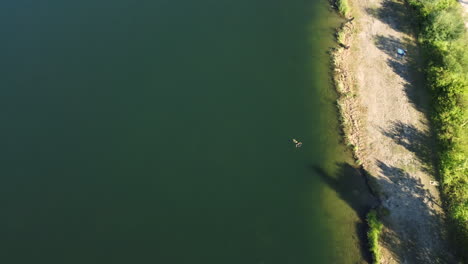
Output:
(292, 138), (302, 148)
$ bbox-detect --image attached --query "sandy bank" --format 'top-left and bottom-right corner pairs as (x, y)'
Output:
(332, 0), (457, 262)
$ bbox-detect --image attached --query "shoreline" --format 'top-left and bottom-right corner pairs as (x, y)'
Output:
(330, 7), (383, 263)
(330, 0), (459, 262)
(331, 10), (365, 171)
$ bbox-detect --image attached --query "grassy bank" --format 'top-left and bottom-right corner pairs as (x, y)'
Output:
(337, 0), (351, 17)
(330, 4), (385, 263)
(331, 20), (361, 163)
(406, 0), (468, 260)
(367, 210), (383, 264)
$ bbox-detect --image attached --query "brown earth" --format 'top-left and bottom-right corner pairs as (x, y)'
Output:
(333, 0), (458, 262)
(460, 0), (468, 27)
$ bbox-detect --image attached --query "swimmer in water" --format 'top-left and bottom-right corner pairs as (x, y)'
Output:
(292, 138), (302, 147)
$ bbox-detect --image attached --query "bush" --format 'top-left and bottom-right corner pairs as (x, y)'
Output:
(337, 0), (351, 17)
(367, 210), (383, 264)
(337, 30), (346, 45)
(424, 8), (465, 42)
(408, 0), (468, 260)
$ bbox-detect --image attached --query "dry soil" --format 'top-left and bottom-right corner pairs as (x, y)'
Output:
(337, 0), (458, 262)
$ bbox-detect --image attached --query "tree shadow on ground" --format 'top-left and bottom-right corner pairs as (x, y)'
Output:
(376, 160), (441, 208)
(373, 160), (453, 263)
(379, 120), (437, 175)
(365, 0), (415, 35)
(311, 161), (453, 263)
(310, 163), (378, 263)
(373, 34), (412, 58)
(374, 35), (429, 114)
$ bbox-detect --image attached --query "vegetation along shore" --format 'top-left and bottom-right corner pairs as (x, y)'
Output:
(330, 0), (467, 262)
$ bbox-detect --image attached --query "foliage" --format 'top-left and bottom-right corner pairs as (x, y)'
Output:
(337, 30), (346, 45)
(424, 9), (465, 42)
(337, 0), (351, 17)
(408, 0), (468, 260)
(367, 210), (383, 264)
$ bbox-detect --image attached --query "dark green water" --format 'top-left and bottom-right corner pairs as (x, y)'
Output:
(0, 1), (375, 263)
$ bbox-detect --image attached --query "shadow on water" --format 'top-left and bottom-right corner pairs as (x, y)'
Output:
(310, 163), (379, 263)
(311, 161), (454, 262)
(379, 120), (437, 175)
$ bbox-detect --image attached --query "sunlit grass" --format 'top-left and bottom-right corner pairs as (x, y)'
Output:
(367, 210), (383, 264)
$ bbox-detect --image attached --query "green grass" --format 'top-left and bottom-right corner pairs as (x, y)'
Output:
(406, 0), (468, 260)
(367, 210), (383, 264)
(331, 3), (386, 262)
(337, 30), (346, 45)
(337, 0), (351, 17)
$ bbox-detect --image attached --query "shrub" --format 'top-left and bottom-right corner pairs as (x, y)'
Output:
(337, 0), (351, 17)
(367, 210), (383, 264)
(408, 0), (468, 260)
(424, 9), (465, 42)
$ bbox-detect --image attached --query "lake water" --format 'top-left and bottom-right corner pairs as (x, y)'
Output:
(0, 1), (375, 263)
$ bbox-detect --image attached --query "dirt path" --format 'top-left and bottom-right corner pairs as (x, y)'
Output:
(460, 0), (468, 27)
(339, 0), (456, 262)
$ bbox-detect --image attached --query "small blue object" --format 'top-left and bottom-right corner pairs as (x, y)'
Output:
(397, 48), (405, 55)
